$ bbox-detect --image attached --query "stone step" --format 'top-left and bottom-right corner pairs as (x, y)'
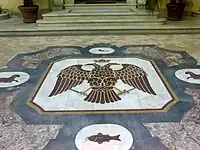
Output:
(42, 14), (158, 20)
(192, 11), (200, 18)
(38, 8), (163, 29)
(71, 8), (132, 13)
(42, 9), (157, 20)
(37, 18), (166, 27)
(64, 4), (137, 9)
(1, 24), (200, 36)
(32, 25), (200, 35)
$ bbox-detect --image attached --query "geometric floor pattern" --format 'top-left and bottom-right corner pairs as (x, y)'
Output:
(1, 43), (200, 149)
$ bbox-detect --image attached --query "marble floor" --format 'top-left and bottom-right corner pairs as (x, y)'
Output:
(0, 34), (200, 150)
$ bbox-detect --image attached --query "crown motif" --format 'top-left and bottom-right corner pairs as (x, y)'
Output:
(93, 59), (110, 63)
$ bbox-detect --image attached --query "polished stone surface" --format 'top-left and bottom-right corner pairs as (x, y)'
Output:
(32, 57), (171, 111)
(0, 35), (200, 150)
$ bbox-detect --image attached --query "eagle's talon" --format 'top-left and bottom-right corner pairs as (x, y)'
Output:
(70, 89), (87, 96)
(79, 91), (87, 96)
(123, 89), (129, 93)
(118, 89), (129, 95)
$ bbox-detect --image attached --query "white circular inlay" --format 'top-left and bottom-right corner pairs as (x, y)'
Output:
(0, 72), (30, 88)
(75, 124), (134, 150)
(89, 47), (115, 54)
(175, 69), (200, 84)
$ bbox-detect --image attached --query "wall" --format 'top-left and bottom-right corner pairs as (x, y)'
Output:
(0, 0), (200, 13)
(0, 0), (50, 12)
(188, 0), (200, 11)
(0, 0), (21, 12)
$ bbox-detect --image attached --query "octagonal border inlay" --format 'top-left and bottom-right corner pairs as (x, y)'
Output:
(27, 56), (178, 114)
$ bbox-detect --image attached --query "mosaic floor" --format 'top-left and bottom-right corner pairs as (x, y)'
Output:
(0, 35), (200, 150)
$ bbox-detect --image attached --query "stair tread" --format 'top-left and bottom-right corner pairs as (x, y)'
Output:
(43, 12), (152, 17)
(37, 18), (165, 23)
(42, 9), (157, 17)
(64, 4), (137, 6)
(36, 25), (197, 30)
(70, 8), (133, 13)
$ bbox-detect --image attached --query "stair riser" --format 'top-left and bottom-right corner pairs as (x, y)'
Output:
(65, 7), (136, 10)
(64, 5), (137, 9)
(43, 15), (156, 20)
(1, 28), (200, 36)
(37, 22), (165, 27)
(50, 29), (198, 35)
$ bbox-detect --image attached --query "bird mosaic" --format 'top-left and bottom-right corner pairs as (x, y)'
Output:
(0, 74), (20, 83)
(185, 71), (200, 79)
(49, 61), (156, 104)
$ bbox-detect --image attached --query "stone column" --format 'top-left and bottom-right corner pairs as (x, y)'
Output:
(52, 0), (64, 10)
(64, 0), (74, 5)
(127, 0), (136, 4)
(53, 0), (64, 5)
(48, 0), (54, 11)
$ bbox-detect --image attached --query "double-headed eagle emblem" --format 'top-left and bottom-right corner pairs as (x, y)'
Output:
(49, 62), (156, 104)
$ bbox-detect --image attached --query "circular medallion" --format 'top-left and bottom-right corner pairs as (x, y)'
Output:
(89, 47), (115, 54)
(175, 69), (200, 84)
(0, 72), (30, 88)
(75, 124), (134, 150)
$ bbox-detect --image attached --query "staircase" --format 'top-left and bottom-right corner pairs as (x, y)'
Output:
(36, 4), (166, 33)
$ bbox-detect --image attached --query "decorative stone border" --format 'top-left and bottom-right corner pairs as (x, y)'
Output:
(0, 12), (9, 21)
(7, 44), (197, 125)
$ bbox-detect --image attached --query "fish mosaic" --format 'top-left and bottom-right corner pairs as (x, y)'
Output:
(87, 133), (121, 144)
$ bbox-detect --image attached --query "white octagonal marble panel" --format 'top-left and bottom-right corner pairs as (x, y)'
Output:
(30, 57), (175, 113)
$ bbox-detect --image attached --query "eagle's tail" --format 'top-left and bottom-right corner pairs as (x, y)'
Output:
(84, 89), (121, 104)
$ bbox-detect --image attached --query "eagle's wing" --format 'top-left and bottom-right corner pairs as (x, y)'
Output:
(49, 65), (90, 97)
(114, 64), (156, 95)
